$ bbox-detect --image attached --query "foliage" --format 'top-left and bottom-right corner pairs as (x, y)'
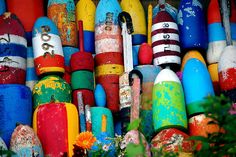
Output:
(0, 147), (16, 157)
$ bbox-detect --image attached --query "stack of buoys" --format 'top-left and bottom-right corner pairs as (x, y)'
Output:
(121, 0), (147, 66)
(76, 0), (96, 54)
(95, 0), (123, 113)
(152, 3), (181, 70)
(207, 0), (236, 95)
(0, 13), (32, 147)
(7, 0), (44, 90)
(151, 68), (192, 154)
(47, 0), (78, 84)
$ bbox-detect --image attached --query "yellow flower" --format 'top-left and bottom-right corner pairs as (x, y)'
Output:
(75, 131), (96, 150)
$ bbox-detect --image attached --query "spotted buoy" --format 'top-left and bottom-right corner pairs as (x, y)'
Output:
(152, 9), (181, 68)
(182, 58), (215, 116)
(6, 0), (44, 45)
(32, 17), (65, 76)
(76, 0), (96, 53)
(153, 68), (187, 132)
(151, 128), (193, 154)
(95, 0), (122, 54)
(121, 0), (146, 45)
(47, 0), (77, 47)
(33, 75), (71, 109)
(0, 85), (32, 147)
(177, 0), (207, 51)
(10, 124), (44, 157)
(0, 12), (27, 84)
(33, 102), (78, 157)
(218, 46), (236, 102)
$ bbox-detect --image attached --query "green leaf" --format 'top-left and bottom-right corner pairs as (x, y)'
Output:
(125, 143), (144, 157)
(127, 118), (141, 131)
(187, 136), (209, 143)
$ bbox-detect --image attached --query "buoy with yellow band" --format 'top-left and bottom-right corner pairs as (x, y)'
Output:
(0, 85), (32, 147)
(6, 0), (44, 46)
(95, 52), (124, 113)
(10, 124), (44, 157)
(95, 0), (122, 54)
(208, 63), (220, 95)
(152, 68), (187, 132)
(33, 75), (71, 109)
(120, 0), (146, 45)
(76, 0), (96, 53)
(0, 13), (27, 84)
(33, 102), (79, 157)
(47, 0), (77, 47)
(32, 17), (65, 76)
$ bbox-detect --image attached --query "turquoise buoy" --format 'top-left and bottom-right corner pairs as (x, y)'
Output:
(152, 68), (187, 132)
(182, 58), (215, 116)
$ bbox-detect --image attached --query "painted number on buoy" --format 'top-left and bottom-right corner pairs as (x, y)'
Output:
(105, 12), (113, 31)
(41, 26), (54, 57)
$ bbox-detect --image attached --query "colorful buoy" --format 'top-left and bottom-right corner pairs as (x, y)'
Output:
(0, 85), (32, 147)
(182, 58), (215, 116)
(33, 102), (78, 157)
(32, 17), (65, 76)
(0, 13), (27, 84)
(138, 43), (153, 65)
(48, 0), (77, 47)
(10, 125), (44, 157)
(95, 0), (122, 54)
(152, 68), (187, 132)
(94, 84), (106, 107)
(177, 0), (207, 51)
(33, 75), (71, 109)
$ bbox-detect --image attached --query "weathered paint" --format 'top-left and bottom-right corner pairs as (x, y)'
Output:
(33, 75), (71, 109)
(177, 0), (207, 50)
(181, 50), (206, 71)
(151, 128), (193, 153)
(123, 130), (151, 157)
(73, 89), (95, 107)
(0, 85), (32, 147)
(153, 69), (187, 132)
(182, 58), (215, 116)
(33, 103), (78, 157)
(91, 107), (114, 138)
(121, 0), (147, 45)
(32, 17), (65, 76)
(70, 51), (94, 72)
(76, 0), (95, 53)
(95, 0), (122, 54)
(152, 10), (181, 66)
(0, 13), (27, 84)
(153, 2), (178, 21)
(218, 46), (236, 102)
(10, 125), (43, 157)
(6, 0), (44, 45)
(48, 0), (77, 47)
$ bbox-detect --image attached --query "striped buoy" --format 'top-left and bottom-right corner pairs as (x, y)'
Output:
(0, 0), (6, 15)
(123, 130), (151, 157)
(10, 124), (44, 157)
(63, 47), (79, 84)
(135, 65), (161, 140)
(0, 13), (27, 84)
(6, 0), (44, 46)
(0, 85), (32, 147)
(33, 75), (71, 109)
(152, 9), (181, 68)
(207, 0), (236, 64)
(33, 102), (78, 157)
(177, 0), (207, 51)
(151, 128), (193, 154)
(90, 107), (114, 138)
(47, 0), (77, 47)
(153, 1), (178, 21)
(182, 58), (215, 116)
(26, 47), (38, 91)
(95, 0), (122, 54)
(121, 0), (147, 45)
(76, 0), (96, 53)
(152, 68), (187, 132)
(32, 17), (65, 76)
(95, 52), (124, 112)
(218, 46), (236, 102)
